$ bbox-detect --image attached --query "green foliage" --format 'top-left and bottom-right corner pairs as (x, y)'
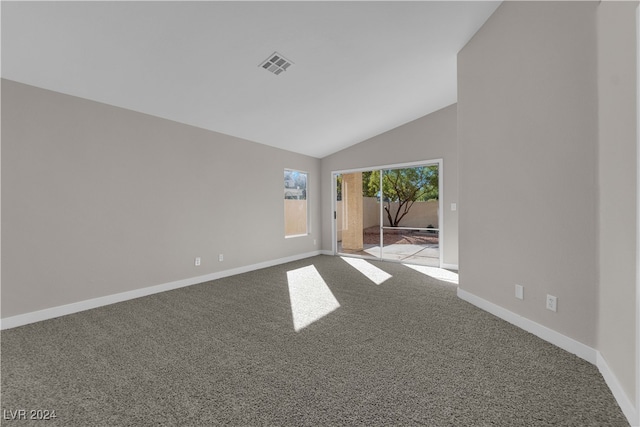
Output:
(363, 166), (439, 227)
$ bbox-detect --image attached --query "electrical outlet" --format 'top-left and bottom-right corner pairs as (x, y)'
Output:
(313, 239), (317, 245)
(515, 284), (524, 300)
(546, 294), (557, 312)
(218, 254), (224, 262)
(195, 257), (201, 266)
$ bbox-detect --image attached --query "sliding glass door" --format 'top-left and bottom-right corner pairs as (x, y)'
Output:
(334, 161), (441, 267)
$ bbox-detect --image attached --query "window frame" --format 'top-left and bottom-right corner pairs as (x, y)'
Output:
(284, 168), (309, 238)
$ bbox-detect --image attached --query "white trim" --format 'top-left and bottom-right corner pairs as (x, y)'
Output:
(331, 171), (337, 255)
(458, 287), (640, 426)
(331, 158), (444, 268)
(438, 159), (444, 269)
(457, 288), (597, 363)
(330, 159), (442, 176)
(598, 353), (639, 426)
(0, 250), (323, 330)
(284, 168), (309, 237)
(284, 234), (308, 239)
(636, 4), (640, 426)
(379, 169), (384, 252)
(442, 263), (459, 271)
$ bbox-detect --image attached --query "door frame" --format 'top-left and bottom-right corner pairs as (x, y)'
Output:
(331, 158), (444, 268)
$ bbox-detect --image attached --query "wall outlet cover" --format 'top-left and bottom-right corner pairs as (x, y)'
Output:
(515, 284), (524, 300)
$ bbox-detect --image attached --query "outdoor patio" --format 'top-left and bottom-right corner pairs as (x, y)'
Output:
(338, 226), (440, 267)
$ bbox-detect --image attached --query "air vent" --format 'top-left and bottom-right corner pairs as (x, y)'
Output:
(259, 52), (293, 75)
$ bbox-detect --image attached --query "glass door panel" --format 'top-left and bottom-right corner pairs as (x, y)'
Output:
(334, 162), (440, 267)
(380, 165), (440, 266)
(382, 227), (439, 266)
(336, 172), (379, 259)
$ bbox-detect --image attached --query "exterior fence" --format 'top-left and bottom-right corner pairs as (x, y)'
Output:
(337, 197), (439, 241)
(284, 200), (307, 236)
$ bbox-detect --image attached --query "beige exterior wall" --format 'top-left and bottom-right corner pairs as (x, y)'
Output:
(336, 198), (439, 242)
(380, 200), (438, 229)
(362, 197), (380, 229)
(284, 200), (307, 236)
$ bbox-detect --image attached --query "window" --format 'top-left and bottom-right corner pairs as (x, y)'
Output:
(284, 169), (308, 237)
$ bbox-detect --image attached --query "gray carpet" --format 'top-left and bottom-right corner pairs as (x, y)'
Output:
(1, 255), (628, 426)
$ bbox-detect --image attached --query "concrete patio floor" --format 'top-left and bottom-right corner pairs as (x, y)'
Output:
(338, 242), (440, 267)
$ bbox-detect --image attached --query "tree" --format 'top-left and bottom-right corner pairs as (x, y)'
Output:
(364, 166), (438, 227)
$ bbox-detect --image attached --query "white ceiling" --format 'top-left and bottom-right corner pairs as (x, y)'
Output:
(1, 1), (500, 158)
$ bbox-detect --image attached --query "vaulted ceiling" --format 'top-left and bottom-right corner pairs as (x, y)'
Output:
(2, 1), (501, 158)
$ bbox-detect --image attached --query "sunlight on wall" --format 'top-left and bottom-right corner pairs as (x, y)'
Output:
(340, 256), (392, 285)
(287, 265), (341, 332)
(403, 264), (459, 285)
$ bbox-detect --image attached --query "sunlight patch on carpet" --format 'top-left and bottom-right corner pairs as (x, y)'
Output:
(403, 264), (459, 285)
(287, 265), (340, 332)
(341, 257), (392, 285)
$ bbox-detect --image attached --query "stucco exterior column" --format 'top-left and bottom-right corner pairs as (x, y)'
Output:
(341, 172), (363, 251)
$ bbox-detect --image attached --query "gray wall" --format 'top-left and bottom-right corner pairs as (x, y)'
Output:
(458, 1), (599, 347)
(597, 1), (638, 405)
(3, 0), (637, 410)
(320, 104), (458, 267)
(1, 79), (321, 318)
(458, 0), (639, 407)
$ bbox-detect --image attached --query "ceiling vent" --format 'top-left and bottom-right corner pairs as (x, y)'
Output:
(259, 52), (293, 76)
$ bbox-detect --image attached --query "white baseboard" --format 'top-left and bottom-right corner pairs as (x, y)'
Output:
(442, 263), (459, 271)
(458, 287), (638, 427)
(457, 288), (597, 363)
(320, 250), (334, 256)
(597, 353), (639, 427)
(0, 250), (323, 330)
(3, 257), (636, 426)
